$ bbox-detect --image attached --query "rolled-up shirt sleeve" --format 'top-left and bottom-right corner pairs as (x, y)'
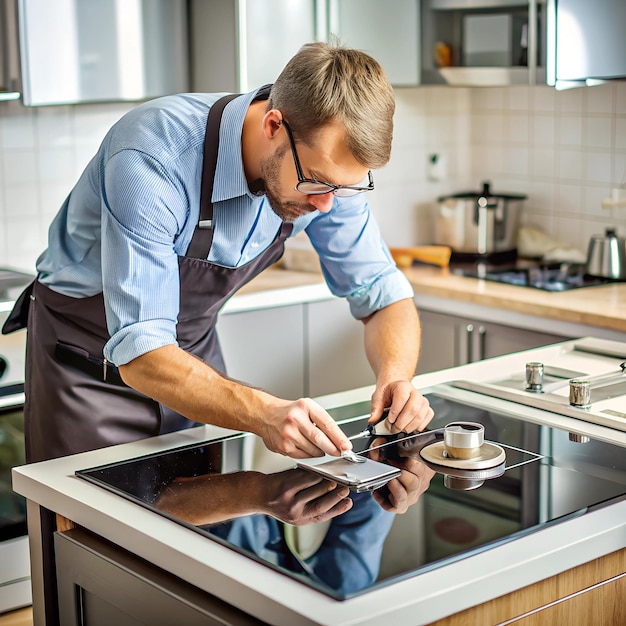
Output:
(305, 195), (414, 320)
(101, 149), (189, 366)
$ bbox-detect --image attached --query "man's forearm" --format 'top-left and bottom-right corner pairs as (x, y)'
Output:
(118, 344), (279, 435)
(362, 298), (421, 386)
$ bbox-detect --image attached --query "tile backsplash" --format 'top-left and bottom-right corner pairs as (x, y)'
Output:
(1, 82), (625, 272)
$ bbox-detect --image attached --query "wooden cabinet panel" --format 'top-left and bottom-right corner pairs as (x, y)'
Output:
(428, 547), (626, 626)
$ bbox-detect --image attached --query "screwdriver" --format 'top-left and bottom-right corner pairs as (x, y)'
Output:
(348, 408), (399, 440)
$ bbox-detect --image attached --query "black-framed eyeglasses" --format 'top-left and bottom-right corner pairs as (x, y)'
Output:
(281, 119), (374, 197)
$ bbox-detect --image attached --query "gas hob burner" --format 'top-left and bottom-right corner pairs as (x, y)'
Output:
(452, 261), (618, 291)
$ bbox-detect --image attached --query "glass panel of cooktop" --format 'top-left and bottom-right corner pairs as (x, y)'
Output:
(76, 392), (626, 600)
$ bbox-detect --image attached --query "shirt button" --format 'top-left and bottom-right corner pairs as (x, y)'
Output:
(251, 242), (259, 248)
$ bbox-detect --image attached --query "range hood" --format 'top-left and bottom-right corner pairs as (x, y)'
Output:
(12, 0), (189, 106)
(547, 0), (626, 89)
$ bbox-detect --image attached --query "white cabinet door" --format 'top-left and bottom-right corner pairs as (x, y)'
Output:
(189, 0), (318, 93)
(306, 298), (373, 397)
(217, 305), (305, 399)
(330, 0), (420, 86)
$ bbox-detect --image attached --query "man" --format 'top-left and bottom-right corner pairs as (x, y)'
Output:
(4, 41), (433, 465)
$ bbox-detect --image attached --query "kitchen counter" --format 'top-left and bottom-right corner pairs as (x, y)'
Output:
(229, 265), (626, 338)
(13, 339), (626, 626)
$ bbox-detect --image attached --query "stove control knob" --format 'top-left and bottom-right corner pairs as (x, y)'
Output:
(569, 432), (591, 444)
(525, 362), (544, 392)
(569, 379), (591, 408)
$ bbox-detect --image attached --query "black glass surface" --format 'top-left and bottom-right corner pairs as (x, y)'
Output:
(76, 392), (626, 600)
(452, 261), (617, 291)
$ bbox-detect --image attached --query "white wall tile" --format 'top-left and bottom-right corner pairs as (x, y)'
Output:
(532, 86), (556, 113)
(531, 114), (556, 146)
(557, 87), (584, 115)
(2, 149), (38, 185)
(584, 116), (613, 150)
(584, 151), (613, 185)
(585, 84), (614, 114)
(557, 115), (584, 147)
(0, 105), (36, 149)
(505, 112), (530, 143)
(557, 149), (584, 182)
(4, 182), (40, 218)
(615, 117), (626, 151)
(506, 86), (530, 111)
(530, 147), (556, 179)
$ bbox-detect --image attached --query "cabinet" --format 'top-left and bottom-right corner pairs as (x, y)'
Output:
(429, 546), (626, 625)
(420, 0), (546, 86)
(328, 0), (420, 86)
(217, 297), (372, 400)
(0, 0), (21, 100)
(189, 0), (421, 91)
(54, 527), (626, 626)
(189, 0), (318, 93)
(307, 298), (374, 397)
(416, 308), (570, 373)
(216, 303), (306, 399)
(16, 0), (188, 106)
(55, 528), (262, 626)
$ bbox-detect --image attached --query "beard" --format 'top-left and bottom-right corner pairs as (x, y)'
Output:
(259, 144), (318, 223)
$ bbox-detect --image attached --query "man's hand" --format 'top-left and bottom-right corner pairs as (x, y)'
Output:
(260, 397), (353, 459)
(369, 380), (434, 434)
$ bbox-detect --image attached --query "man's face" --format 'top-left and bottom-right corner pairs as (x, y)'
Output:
(260, 122), (370, 223)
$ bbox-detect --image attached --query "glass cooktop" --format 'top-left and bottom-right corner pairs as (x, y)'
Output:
(76, 392), (626, 600)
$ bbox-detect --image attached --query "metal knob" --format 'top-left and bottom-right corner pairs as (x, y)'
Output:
(525, 362), (544, 392)
(569, 379), (591, 408)
(444, 422), (485, 459)
(569, 432), (591, 444)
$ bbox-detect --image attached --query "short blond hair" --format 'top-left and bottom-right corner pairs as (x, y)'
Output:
(268, 41), (395, 169)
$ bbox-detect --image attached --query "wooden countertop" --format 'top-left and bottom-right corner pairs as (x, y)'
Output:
(234, 264), (626, 334)
(403, 265), (626, 333)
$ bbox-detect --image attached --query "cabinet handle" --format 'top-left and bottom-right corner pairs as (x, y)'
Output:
(478, 325), (486, 361)
(466, 324), (474, 363)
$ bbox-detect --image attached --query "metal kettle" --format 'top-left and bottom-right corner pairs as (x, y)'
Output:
(586, 228), (626, 280)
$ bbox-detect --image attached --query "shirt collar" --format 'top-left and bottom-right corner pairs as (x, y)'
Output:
(212, 87), (267, 203)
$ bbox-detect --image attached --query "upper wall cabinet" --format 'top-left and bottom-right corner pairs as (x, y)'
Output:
(10, 0), (188, 106)
(0, 0), (21, 101)
(420, 0), (546, 86)
(546, 0), (626, 89)
(421, 0), (626, 88)
(328, 0), (420, 87)
(189, 0), (421, 92)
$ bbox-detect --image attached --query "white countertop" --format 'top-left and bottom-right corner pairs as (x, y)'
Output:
(12, 339), (626, 625)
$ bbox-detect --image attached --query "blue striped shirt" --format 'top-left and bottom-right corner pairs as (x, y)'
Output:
(36, 87), (413, 366)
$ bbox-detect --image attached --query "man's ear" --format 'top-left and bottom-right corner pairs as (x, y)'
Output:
(262, 109), (283, 140)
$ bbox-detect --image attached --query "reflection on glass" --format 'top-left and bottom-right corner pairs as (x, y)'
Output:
(76, 393), (626, 599)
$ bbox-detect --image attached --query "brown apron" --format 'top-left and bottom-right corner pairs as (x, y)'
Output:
(4, 88), (293, 463)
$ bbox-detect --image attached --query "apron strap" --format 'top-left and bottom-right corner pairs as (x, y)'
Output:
(186, 93), (240, 260)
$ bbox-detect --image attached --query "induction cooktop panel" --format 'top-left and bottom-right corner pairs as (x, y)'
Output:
(76, 393), (626, 600)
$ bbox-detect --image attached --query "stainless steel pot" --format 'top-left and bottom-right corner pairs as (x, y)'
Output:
(586, 228), (626, 280)
(434, 182), (527, 257)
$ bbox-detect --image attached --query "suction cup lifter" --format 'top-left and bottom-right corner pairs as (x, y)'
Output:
(418, 422), (506, 491)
